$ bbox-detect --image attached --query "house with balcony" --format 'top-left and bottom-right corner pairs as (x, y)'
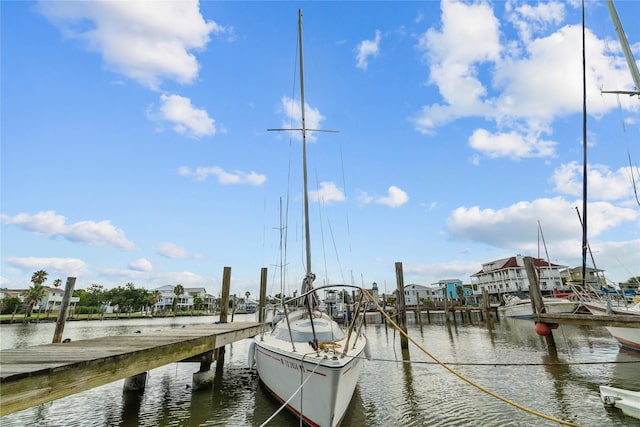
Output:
(38, 287), (80, 312)
(470, 255), (568, 299)
(562, 266), (607, 293)
(152, 285), (216, 312)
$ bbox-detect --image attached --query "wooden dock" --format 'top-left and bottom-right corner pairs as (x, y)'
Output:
(0, 322), (263, 416)
(534, 313), (640, 327)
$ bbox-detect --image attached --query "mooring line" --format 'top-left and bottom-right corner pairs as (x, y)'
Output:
(259, 352), (321, 427)
(361, 289), (584, 427)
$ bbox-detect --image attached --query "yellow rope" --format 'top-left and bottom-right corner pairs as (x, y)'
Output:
(361, 289), (583, 427)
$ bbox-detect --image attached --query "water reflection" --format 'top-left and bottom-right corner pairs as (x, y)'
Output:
(120, 390), (144, 427)
(1, 315), (639, 426)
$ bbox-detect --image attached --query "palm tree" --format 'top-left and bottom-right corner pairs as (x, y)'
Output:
(172, 284), (184, 313)
(148, 290), (162, 314)
(23, 283), (47, 317)
(245, 291), (251, 300)
(31, 270), (48, 287)
(53, 279), (62, 288)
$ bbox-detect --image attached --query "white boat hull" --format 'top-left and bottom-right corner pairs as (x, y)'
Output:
(606, 326), (640, 352)
(584, 301), (640, 316)
(498, 299), (579, 319)
(254, 334), (366, 427)
(600, 385), (640, 420)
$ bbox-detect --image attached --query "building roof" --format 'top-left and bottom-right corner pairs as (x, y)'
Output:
(472, 256), (568, 276)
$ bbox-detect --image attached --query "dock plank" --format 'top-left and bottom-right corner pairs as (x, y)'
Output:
(533, 313), (640, 327)
(0, 322), (263, 416)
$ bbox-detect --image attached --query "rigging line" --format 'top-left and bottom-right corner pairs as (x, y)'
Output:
(313, 169), (331, 285)
(614, 94), (640, 208)
(327, 218), (347, 285)
(339, 144), (354, 282)
(357, 356), (640, 367)
(362, 289), (582, 427)
(283, 137), (292, 298)
(313, 163), (347, 285)
(616, 94), (640, 206)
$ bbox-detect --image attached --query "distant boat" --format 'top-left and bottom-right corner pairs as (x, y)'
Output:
(605, 326), (640, 352)
(251, 9), (368, 427)
(583, 301), (640, 316)
(498, 294), (579, 319)
(600, 385), (640, 420)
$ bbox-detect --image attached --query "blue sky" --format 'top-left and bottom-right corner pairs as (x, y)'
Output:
(2, 0), (639, 298)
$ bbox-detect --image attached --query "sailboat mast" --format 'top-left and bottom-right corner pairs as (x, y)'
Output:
(605, 0), (640, 95)
(298, 9), (312, 276)
(581, 0), (588, 290)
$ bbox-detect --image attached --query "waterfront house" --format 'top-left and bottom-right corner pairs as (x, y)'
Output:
(434, 279), (474, 303)
(402, 283), (438, 307)
(153, 285), (216, 312)
(470, 255), (569, 299)
(0, 287), (79, 314)
(37, 287), (80, 313)
(562, 266), (607, 293)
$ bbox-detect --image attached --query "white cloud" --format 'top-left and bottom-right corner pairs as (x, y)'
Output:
(404, 260), (482, 281)
(277, 97), (325, 143)
(377, 186), (409, 208)
(100, 268), (207, 288)
(178, 166), (266, 185)
(6, 257), (89, 278)
(355, 30), (381, 70)
(505, 1), (566, 44)
(416, 0), (500, 123)
(309, 182), (345, 204)
(157, 242), (199, 259)
(149, 94), (215, 138)
(129, 258), (153, 272)
(551, 162), (640, 201)
(356, 191), (374, 205)
(413, 0), (638, 159)
(38, 0), (222, 90)
(1, 211), (135, 250)
(360, 186), (409, 208)
(446, 197), (637, 247)
(469, 128), (556, 159)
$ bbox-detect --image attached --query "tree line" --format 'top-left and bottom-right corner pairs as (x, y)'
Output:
(0, 270), (203, 316)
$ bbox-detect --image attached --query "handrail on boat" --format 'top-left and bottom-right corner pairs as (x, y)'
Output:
(261, 283), (372, 357)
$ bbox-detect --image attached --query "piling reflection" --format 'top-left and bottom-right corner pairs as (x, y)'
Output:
(120, 389), (143, 427)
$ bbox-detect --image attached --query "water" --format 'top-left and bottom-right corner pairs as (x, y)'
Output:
(1, 314), (639, 426)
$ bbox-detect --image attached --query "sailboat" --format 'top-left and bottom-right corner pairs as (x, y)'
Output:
(589, 0), (640, 418)
(251, 10), (368, 427)
(592, 0), (640, 352)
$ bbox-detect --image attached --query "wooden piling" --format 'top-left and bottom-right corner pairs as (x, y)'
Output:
(524, 256), (556, 348)
(219, 267), (231, 323)
(123, 372), (147, 391)
(258, 267), (267, 323)
(443, 289), (450, 322)
(482, 288), (490, 320)
(395, 262), (409, 351)
(416, 300), (424, 331)
(52, 277), (76, 344)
